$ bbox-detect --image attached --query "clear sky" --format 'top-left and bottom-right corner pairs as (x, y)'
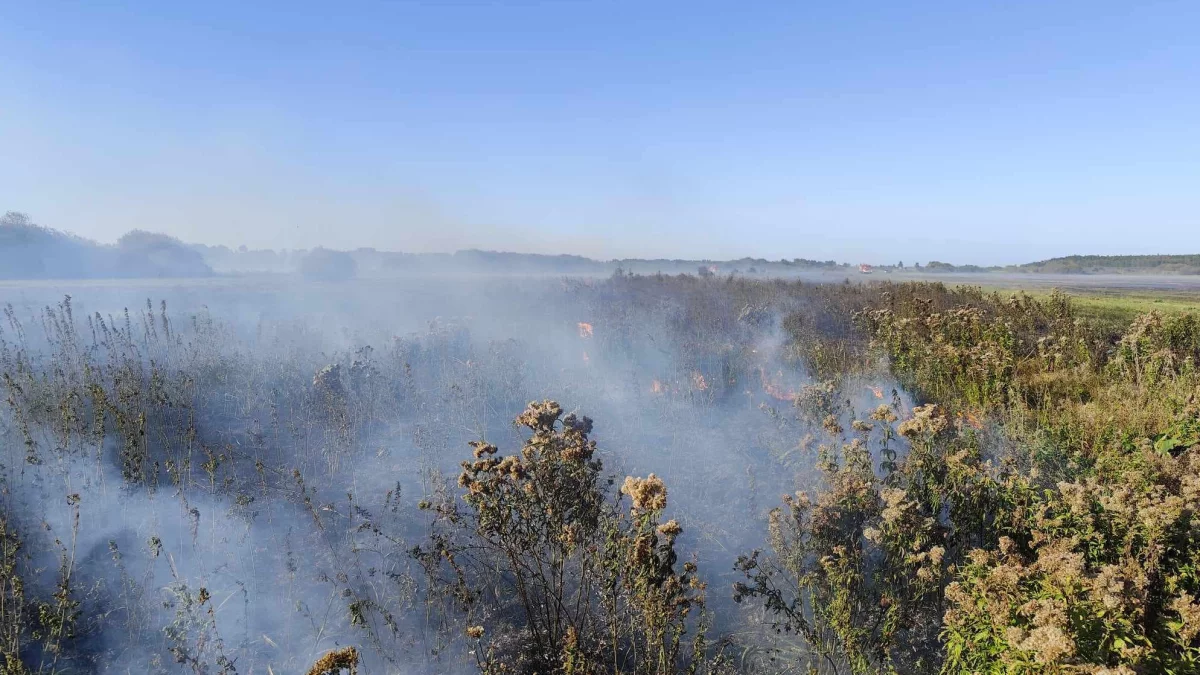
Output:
(2, 1), (1198, 264)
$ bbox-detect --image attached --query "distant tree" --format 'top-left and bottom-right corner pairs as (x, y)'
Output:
(1, 210), (32, 229)
(697, 265), (714, 278)
(299, 247), (357, 281)
(116, 230), (213, 277)
(1, 211), (116, 278)
(0, 211), (49, 278)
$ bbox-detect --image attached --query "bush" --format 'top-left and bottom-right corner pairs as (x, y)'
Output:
(414, 400), (715, 674)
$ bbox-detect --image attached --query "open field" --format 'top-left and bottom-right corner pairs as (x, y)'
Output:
(1024, 288), (1200, 325)
(953, 282), (1200, 327)
(866, 271), (1200, 326)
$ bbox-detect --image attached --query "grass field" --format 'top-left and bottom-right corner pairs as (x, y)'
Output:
(1062, 289), (1200, 323)
(966, 281), (1200, 326)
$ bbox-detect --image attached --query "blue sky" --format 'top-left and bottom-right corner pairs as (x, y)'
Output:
(2, 1), (1198, 264)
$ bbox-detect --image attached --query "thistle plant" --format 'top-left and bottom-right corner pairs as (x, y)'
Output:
(414, 400), (713, 674)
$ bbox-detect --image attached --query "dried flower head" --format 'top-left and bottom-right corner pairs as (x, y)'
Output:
(622, 474), (668, 512)
(869, 404), (898, 423)
(516, 399), (563, 430)
(470, 441), (498, 458)
(657, 519), (682, 538)
(1172, 592), (1200, 642)
(305, 646), (360, 675)
(897, 404), (946, 438)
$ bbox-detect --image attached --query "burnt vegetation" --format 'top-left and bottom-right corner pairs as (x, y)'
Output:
(1, 275), (1200, 673)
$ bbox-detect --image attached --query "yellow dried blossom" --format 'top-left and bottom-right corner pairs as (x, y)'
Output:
(305, 646), (360, 675)
(1018, 625), (1075, 664)
(870, 403), (898, 423)
(622, 474), (668, 511)
(880, 487), (910, 524)
(897, 404), (946, 438)
(1172, 592), (1200, 642)
(470, 441), (498, 458)
(928, 545), (944, 565)
(657, 519), (682, 538)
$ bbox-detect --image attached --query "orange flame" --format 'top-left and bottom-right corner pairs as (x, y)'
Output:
(651, 379), (665, 395)
(759, 368), (798, 402)
(868, 386), (884, 399)
(577, 322), (594, 339)
(692, 372), (709, 391)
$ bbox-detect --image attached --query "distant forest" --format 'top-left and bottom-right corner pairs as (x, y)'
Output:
(1011, 254), (1200, 275)
(3, 210), (1199, 279)
(0, 211), (850, 279)
(0, 212), (212, 279)
(920, 255), (1200, 275)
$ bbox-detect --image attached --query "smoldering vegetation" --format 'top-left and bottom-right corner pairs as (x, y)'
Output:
(6, 274), (1200, 674)
(0, 274), (906, 673)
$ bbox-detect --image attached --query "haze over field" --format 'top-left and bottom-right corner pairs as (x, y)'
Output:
(8, 210), (1200, 286)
